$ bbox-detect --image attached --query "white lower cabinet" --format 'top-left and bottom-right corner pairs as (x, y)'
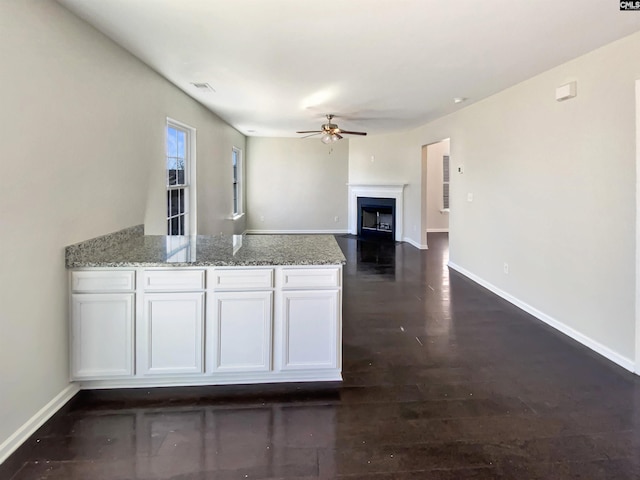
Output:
(71, 293), (134, 379)
(70, 266), (342, 387)
(280, 290), (340, 370)
(210, 291), (273, 372)
(139, 292), (204, 375)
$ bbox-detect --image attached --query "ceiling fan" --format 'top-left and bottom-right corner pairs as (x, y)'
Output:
(296, 114), (367, 144)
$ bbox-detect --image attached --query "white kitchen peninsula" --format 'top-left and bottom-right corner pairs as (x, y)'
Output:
(66, 226), (346, 389)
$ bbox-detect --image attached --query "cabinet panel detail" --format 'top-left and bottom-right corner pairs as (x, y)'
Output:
(212, 291), (272, 371)
(71, 271), (134, 292)
(141, 293), (204, 375)
(71, 293), (134, 378)
(143, 270), (204, 291)
(70, 264), (342, 387)
(281, 290), (339, 370)
(281, 267), (341, 289)
(212, 269), (273, 290)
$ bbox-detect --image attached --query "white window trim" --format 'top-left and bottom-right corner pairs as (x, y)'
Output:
(231, 146), (244, 219)
(166, 117), (197, 235)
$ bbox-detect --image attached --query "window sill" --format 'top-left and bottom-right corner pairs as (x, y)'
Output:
(440, 209), (450, 214)
(230, 213), (245, 221)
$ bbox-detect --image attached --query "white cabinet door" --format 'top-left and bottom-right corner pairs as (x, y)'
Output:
(140, 292), (204, 375)
(71, 293), (134, 379)
(280, 290), (340, 370)
(211, 291), (272, 372)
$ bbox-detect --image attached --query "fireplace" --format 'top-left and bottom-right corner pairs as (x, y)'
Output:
(357, 197), (396, 239)
(348, 184), (406, 242)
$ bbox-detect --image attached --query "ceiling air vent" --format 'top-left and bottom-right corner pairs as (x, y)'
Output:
(191, 82), (215, 93)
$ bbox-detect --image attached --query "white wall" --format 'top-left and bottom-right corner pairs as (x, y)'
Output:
(0, 0), (244, 459)
(246, 138), (348, 232)
(349, 132), (422, 243)
(350, 31), (640, 366)
(144, 111), (246, 237)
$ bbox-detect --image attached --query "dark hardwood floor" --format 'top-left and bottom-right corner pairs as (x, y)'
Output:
(4, 233), (640, 479)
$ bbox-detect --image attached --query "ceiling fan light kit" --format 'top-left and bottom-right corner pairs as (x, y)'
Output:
(297, 114), (367, 143)
(320, 132), (340, 144)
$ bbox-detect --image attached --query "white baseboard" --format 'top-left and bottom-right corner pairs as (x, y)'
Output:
(78, 369), (342, 389)
(427, 228), (449, 233)
(245, 229), (349, 235)
(402, 237), (428, 249)
(0, 383), (80, 465)
(447, 261), (636, 373)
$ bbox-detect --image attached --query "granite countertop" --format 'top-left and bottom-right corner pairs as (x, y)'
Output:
(65, 225), (346, 268)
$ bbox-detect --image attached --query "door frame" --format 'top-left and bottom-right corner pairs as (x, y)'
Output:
(635, 79), (640, 373)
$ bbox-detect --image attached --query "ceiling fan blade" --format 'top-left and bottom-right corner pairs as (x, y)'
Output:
(334, 133), (343, 140)
(300, 132), (322, 139)
(339, 130), (367, 136)
(296, 130), (322, 134)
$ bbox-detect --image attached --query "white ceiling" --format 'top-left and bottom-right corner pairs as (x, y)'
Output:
(56, 0), (640, 137)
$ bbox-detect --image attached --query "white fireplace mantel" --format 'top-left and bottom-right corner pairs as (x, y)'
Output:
(347, 184), (407, 242)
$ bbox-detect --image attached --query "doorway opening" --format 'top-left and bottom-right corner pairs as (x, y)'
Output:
(421, 139), (451, 249)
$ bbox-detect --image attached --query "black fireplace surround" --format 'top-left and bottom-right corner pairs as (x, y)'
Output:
(357, 197), (396, 239)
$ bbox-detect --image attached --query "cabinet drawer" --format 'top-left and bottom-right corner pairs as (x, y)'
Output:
(211, 269), (273, 290)
(281, 267), (341, 289)
(71, 271), (135, 292)
(143, 270), (205, 291)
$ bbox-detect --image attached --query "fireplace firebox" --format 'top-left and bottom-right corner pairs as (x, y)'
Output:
(357, 197), (396, 239)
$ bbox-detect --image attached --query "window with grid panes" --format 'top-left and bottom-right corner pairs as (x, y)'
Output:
(166, 122), (190, 235)
(232, 147), (243, 216)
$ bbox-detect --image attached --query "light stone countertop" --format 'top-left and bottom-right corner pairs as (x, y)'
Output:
(65, 226), (346, 268)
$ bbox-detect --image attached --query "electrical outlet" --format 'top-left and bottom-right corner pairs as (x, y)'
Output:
(467, 192), (473, 202)
(260, 215), (265, 222)
(334, 216), (339, 223)
(503, 262), (509, 274)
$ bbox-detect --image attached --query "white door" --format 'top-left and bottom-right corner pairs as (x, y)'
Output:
(140, 292), (204, 375)
(280, 290), (340, 370)
(71, 293), (134, 379)
(211, 291), (272, 372)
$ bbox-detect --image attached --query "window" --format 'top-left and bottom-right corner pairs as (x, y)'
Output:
(442, 155), (450, 210)
(166, 119), (196, 235)
(232, 147), (243, 217)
